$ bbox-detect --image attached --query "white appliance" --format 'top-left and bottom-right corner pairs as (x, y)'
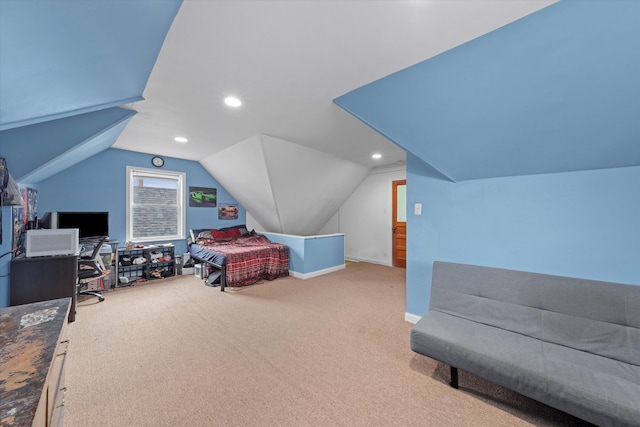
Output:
(26, 228), (79, 257)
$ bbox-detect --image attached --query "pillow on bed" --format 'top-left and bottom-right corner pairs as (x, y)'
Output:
(219, 225), (249, 234)
(211, 228), (241, 239)
(197, 230), (213, 239)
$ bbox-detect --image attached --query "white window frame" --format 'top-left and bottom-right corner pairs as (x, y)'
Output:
(126, 166), (186, 242)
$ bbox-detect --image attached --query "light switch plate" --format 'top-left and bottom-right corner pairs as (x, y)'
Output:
(414, 203), (422, 215)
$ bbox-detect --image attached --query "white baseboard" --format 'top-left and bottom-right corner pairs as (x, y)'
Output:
(404, 312), (421, 324)
(344, 255), (392, 267)
(290, 264), (346, 280)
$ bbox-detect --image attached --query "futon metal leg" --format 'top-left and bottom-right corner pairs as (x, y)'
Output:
(450, 366), (459, 389)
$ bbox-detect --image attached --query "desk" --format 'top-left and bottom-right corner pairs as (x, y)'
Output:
(0, 298), (71, 426)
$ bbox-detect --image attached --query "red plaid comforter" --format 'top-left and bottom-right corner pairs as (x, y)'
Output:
(196, 233), (289, 287)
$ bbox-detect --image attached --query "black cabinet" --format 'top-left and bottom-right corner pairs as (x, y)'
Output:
(10, 255), (78, 322)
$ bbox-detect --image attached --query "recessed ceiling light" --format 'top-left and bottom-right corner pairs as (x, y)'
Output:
(224, 96), (242, 107)
(174, 136), (188, 143)
(372, 153), (382, 159)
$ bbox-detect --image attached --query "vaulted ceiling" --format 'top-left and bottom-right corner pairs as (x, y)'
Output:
(0, 0), (181, 182)
(335, 1), (640, 182)
(5, 0), (602, 234)
(112, 0), (556, 169)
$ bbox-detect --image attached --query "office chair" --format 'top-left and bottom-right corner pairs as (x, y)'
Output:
(78, 236), (109, 302)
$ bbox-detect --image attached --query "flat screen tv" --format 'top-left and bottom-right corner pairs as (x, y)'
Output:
(41, 211), (109, 240)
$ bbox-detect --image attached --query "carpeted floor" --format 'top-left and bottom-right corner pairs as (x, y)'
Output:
(64, 262), (592, 426)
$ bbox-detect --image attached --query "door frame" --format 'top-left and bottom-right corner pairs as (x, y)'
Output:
(392, 179), (406, 268)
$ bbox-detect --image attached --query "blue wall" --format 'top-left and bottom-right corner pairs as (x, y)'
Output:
(0, 147), (245, 308)
(0, 108), (135, 182)
(335, 1), (640, 182)
(263, 233), (345, 276)
(406, 154), (640, 316)
(332, 1), (640, 317)
(35, 148), (245, 256)
(0, 0), (182, 131)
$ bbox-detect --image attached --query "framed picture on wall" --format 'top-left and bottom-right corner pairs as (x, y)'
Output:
(12, 206), (24, 253)
(218, 204), (238, 220)
(23, 187), (37, 228)
(189, 186), (217, 207)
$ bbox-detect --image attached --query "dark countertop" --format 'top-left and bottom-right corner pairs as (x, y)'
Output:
(0, 298), (71, 426)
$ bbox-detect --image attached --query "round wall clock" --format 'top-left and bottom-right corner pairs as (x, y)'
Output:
(151, 156), (165, 167)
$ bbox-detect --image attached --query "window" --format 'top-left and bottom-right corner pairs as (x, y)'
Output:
(126, 166), (185, 242)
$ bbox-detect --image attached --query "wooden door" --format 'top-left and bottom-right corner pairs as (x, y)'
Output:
(392, 180), (406, 268)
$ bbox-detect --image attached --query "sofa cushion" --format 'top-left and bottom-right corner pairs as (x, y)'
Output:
(430, 262), (640, 365)
(412, 310), (640, 427)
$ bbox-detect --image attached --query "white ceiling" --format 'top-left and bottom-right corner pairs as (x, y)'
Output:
(114, 0), (557, 169)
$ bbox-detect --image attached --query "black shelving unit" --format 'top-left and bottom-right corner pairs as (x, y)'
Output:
(116, 244), (175, 285)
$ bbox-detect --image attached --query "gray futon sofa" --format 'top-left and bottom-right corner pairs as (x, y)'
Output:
(411, 261), (640, 427)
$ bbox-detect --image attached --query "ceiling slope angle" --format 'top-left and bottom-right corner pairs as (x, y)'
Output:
(201, 135), (370, 236)
(334, 1), (640, 181)
(0, 107), (136, 184)
(0, 0), (182, 131)
(111, 0), (556, 168)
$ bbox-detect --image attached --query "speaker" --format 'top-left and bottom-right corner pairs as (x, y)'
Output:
(26, 229), (79, 257)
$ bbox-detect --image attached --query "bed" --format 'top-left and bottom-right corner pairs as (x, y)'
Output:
(187, 225), (289, 291)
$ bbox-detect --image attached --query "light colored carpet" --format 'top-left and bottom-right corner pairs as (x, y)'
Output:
(64, 262), (591, 426)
